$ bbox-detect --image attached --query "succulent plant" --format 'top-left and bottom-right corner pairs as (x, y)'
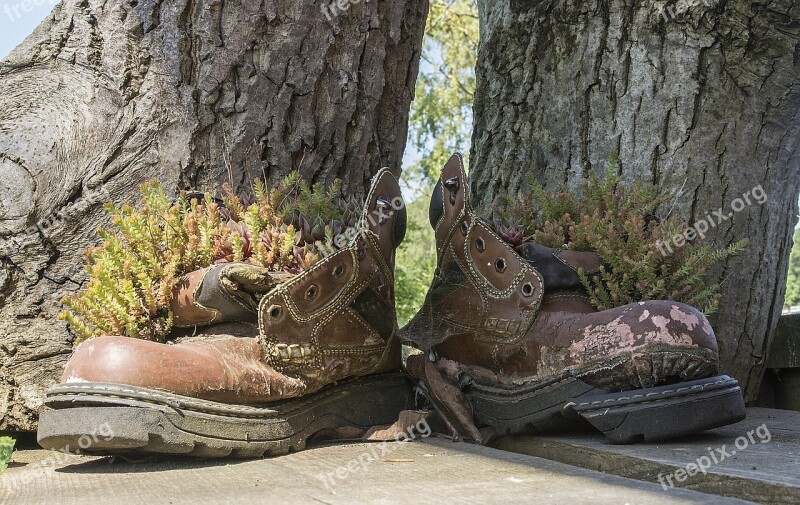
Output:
(494, 155), (747, 315)
(493, 220), (533, 251)
(60, 174), (360, 344)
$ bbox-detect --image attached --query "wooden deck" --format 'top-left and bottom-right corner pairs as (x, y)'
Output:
(2, 407), (795, 504)
(0, 435), (756, 504)
(497, 407), (799, 504)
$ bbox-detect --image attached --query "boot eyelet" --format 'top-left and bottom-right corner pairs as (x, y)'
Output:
(268, 305), (282, 318)
(460, 221), (468, 236)
(495, 258), (507, 272)
(305, 285), (319, 301)
(476, 237), (485, 253)
(522, 283), (534, 297)
(443, 176), (460, 205)
(333, 265), (344, 278)
(376, 197), (392, 224)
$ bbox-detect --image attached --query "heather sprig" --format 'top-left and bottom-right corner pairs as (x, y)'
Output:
(495, 156), (746, 315)
(60, 175), (359, 344)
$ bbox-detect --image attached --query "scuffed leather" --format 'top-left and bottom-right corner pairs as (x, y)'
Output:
(258, 169), (404, 391)
(519, 243), (602, 291)
(406, 154), (545, 351)
(171, 263), (291, 327)
(401, 153), (720, 388)
(405, 354), (485, 443)
(62, 169), (406, 405)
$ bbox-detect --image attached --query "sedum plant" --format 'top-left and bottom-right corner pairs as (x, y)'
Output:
(495, 156), (747, 315)
(60, 174), (360, 344)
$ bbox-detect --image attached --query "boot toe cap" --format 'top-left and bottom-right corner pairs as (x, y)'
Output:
(60, 335), (304, 403)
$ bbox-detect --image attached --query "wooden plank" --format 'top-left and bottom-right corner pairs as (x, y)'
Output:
(496, 407), (799, 505)
(2, 436), (755, 504)
(768, 314), (800, 368)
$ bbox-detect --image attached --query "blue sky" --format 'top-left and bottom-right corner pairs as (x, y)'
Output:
(0, 0), (54, 59)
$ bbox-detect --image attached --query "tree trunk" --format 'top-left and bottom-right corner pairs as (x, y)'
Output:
(470, 0), (800, 400)
(0, 0), (428, 431)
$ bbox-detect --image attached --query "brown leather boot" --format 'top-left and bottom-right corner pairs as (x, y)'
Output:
(37, 169), (411, 458)
(401, 154), (746, 444)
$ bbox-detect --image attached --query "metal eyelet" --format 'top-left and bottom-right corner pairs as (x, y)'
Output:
(476, 237), (485, 253)
(495, 258), (507, 272)
(460, 221), (468, 236)
(443, 176), (460, 205)
(305, 285), (318, 301)
(376, 197), (392, 224)
(522, 283), (534, 297)
(268, 305), (282, 318)
(333, 264), (344, 278)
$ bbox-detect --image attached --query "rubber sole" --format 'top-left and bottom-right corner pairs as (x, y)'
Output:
(468, 374), (746, 443)
(37, 372), (413, 458)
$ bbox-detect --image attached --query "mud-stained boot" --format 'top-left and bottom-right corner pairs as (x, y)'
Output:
(37, 169), (411, 458)
(401, 154), (746, 444)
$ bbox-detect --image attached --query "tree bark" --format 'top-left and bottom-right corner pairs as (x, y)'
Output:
(471, 0), (800, 400)
(0, 0), (428, 431)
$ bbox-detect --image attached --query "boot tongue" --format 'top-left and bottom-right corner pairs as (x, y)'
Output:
(516, 242), (604, 293)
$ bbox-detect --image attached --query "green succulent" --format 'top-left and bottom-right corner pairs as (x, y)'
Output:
(495, 156), (747, 315)
(60, 174), (358, 345)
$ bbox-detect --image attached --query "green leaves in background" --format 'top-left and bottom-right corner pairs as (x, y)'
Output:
(0, 436), (15, 474)
(785, 228), (800, 309)
(395, 195), (437, 326)
(405, 0), (478, 188)
(396, 0), (478, 326)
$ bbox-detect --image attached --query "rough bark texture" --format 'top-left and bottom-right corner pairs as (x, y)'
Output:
(471, 0), (800, 400)
(0, 0), (428, 431)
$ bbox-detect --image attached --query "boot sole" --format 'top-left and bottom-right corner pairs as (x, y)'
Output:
(469, 374), (746, 443)
(37, 372), (412, 458)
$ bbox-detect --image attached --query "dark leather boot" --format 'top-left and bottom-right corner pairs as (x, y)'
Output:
(401, 154), (746, 444)
(37, 169), (411, 458)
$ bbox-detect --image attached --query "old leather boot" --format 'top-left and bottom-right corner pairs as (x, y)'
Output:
(402, 154), (746, 444)
(37, 169), (410, 458)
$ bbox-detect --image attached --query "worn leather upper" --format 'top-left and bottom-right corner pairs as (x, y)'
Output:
(401, 154), (720, 390)
(62, 169), (407, 403)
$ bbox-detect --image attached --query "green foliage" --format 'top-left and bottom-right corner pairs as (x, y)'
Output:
(496, 157), (747, 315)
(0, 436), (14, 474)
(60, 176), (350, 344)
(405, 0), (478, 187)
(272, 173), (345, 224)
(394, 0), (478, 327)
(785, 227), (800, 308)
(395, 195), (437, 326)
